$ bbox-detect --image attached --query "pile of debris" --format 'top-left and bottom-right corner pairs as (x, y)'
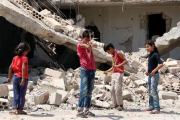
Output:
(0, 56), (179, 111)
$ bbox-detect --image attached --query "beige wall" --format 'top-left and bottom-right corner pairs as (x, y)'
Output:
(80, 5), (180, 59)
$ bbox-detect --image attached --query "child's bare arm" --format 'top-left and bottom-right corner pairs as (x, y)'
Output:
(114, 51), (128, 68)
(20, 63), (26, 86)
(80, 43), (91, 49)
(104, 67), (114, 73)
(151, 64), (163, 77)
(7, 63), (12, 83)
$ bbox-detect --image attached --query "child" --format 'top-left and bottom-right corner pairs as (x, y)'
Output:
(103, 43), (128, 111)
(76, 30), (97, 118)
(7, 42), (31, 115)
(144, 40), (163, 114)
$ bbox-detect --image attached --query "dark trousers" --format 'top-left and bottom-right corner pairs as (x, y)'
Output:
(12, 75), (28, 110)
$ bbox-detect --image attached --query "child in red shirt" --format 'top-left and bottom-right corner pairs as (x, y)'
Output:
(7, 42), (30, 115)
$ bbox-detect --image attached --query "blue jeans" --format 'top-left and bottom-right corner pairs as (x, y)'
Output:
(148, 73), (160, 111)
(12, 75), (28, 110)
(77, 67), (95, 111)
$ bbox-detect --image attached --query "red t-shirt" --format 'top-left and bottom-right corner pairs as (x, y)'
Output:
(112, 50), (124, 73)
(12, 56), (29, 79)
(77, 42), (96, 70)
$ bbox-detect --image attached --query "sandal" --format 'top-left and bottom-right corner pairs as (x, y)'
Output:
(9, 110), (18, 115)
(18, 110), (27, 115)
(150, 110), (160, 114)
(76, 112), (88, 118)
(144, 108), (153, 111)
(85, 111), (95, 117)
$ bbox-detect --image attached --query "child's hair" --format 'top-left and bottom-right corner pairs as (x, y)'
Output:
(82, 30), (94, 38)
(145, 40), (159, 56)
(15, 42), (31, 56)
(103, 43), (114, 52)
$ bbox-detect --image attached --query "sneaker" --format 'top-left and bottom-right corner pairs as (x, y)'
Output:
(76, 112), (88, 118)
(85, 111), (95, 117)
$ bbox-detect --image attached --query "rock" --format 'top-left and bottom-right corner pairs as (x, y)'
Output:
(135, 86), (147, 94)
(27, 81), (34, 91)
(159, 65), (168, 73)
(32, 90), (49, 105)
(159, 91), (178, 100)
(0, 98), (9, 110)
(29, 76), (40, 85)
(56, 90), (68, 103)
(92, 100), (110, 108)
(158, 85), (165, 91)
(0, 84), (9, 97)
(49, 92), (62, 106)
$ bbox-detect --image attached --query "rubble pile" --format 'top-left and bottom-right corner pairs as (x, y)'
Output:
(0, 56), (179, 111)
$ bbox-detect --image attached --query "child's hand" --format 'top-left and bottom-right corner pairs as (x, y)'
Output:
(20, 80), (25, 86)
(151, 70), (156, 77)
(113, 65), (119, 68)
(7, 78), (11, 83)
(104, 71), (108, 74)
(145, 70), (148, 76)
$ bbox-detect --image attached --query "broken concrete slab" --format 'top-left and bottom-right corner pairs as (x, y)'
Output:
(164, 61), (178, 67)
(49, 92), (62, 106)
(167, 67), (180, 74)
(66, 96), (78, 105)
(8, 91), (13, 106)
(133, 80), (147, 87)
(135, 86), (147, 94)
(0, 84), (9, 97)
(123, 90), (132, 99)
(92, 100), (110, 108)
(0, 98), (9, 110)
(56, 90), (68, 103)
(32, 90), (49, 105)
(159, 91), (178, 100)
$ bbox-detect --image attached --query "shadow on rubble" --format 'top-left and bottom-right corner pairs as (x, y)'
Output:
(95, 115), (124, 120)
(160, 110), (180, 115)
(29, 113), (54, 117)
(124, 108), (144, 112)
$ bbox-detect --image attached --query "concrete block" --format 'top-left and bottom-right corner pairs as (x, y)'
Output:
(66, 96), (77, 105)
(0, 77), (8, 84)
(44, 68), (67, 79)
(133, 80), (147, 87)
(49, 92), (62, 106)
(164, 61), (178, 67)
(137, 72), (145, 79)
(159, 91), (178, 100)
(0, 98), (9, 110)
(168, 67), (180, 74)
(0, 84), (9, 97)
(25, 94), (35, 106)
(32, 90), (49, 105)
(8, 91), (13, 106)
(7, 84), (13, 91)
(123, 90), (132, 99)
(56, 90), (68, 103)
(92, 100), (110, 108)
(131, 60), (140, 69)
(135, 86), (147, 94)
(40, 9), (52, 16)
(158, 85), (166, 91)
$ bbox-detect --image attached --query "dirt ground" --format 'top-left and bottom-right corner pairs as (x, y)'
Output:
(0, 108), (180, 120)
